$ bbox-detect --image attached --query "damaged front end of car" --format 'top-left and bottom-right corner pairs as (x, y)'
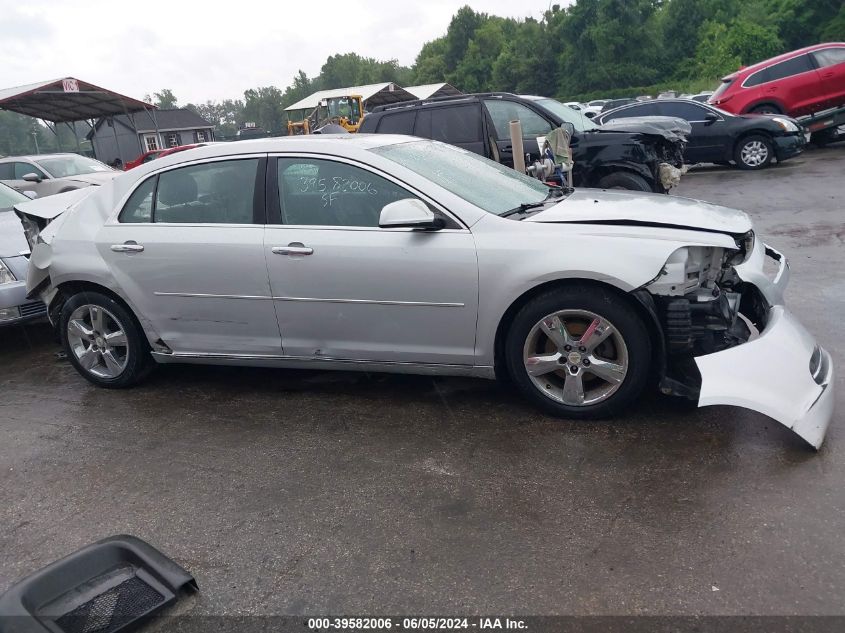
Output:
(643, 234), (834, 448)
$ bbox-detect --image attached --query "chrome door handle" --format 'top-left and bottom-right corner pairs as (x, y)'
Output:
(272, 243), (313, 256)
(110, 242), (144, 253)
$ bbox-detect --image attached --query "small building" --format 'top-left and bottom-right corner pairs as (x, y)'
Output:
(404, 83), (463, 100)
(87, 108), (215, 165)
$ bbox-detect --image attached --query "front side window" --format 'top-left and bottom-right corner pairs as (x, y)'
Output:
(14, 162), (45, 179)
(813, 47), (845, 68)
(35, 155), (112, 177)
(119, 159), (259, 224)
(0, 164), (14, 180)
(277, 158), (419, 227)
(659, 102), (710, 121)
(372, 140), (548, 216)
(484, 100), (553, 138)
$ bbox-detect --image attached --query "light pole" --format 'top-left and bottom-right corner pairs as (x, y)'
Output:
(31, 131), (39, 154)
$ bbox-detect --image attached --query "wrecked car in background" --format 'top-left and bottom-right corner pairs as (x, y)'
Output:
(360, 92), (688, 194)
(14, 136), (834, 448)
(0, 182), (47, 325)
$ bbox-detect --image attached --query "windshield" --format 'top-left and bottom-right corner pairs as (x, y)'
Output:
(372, 140), (550, 216)
(532, 98), (598, 132)
(36, 155), (114, 178)
(0, 182), (28, 210)
(711, 77), (735, 100)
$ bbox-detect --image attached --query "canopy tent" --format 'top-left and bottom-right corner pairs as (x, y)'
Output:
(0, 77), (156, 158)
(404, 83), (463, 100)
(0, 77), (153, 123)
(285, 82), (416, 113)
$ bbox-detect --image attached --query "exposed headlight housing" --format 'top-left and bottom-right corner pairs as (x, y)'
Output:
(0, 259), (16, 284)
(771, 117), (799, 133)
(729, 230), (755, 265)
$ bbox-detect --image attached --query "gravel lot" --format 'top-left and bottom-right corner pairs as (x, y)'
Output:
(1, 145), (843, 617)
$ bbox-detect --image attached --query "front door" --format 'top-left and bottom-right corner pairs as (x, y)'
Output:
(811, 47), (845, 110)
(264, 155), (479, 366)
(483, 99), (555, 167)
(96, 156), (282, 355)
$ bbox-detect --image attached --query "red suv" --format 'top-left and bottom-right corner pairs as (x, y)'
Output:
(709, 43), (845, 117)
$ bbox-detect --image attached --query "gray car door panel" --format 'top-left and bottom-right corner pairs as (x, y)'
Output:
(266, 155), (479, 365)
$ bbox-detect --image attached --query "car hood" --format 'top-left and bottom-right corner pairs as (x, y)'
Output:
(0, 209), (29, 258)
(525, 189), (753, 235)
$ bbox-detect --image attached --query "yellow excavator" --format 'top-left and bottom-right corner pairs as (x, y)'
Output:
(287, 95), (364, 135)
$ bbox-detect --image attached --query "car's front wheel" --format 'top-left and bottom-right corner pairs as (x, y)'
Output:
(735, 134), (773, 170)
(597, 171), (653, 192)
(60, 291), (154, 388)
(505, 286), (651, 419)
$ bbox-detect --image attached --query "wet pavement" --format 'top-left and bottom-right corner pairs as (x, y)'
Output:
(1, 146), (843, 616)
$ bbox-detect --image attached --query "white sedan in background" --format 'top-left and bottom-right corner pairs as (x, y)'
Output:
(14, 136), (833, 448)
(0, 153), (117, 199)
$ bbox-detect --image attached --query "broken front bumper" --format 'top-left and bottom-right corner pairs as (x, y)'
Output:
(694, 244), (835, 449)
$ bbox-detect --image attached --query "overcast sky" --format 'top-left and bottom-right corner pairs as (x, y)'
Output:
(0, 0), (557, 105)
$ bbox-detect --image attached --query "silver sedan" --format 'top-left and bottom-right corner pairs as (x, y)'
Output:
(15, 136), (834, 448)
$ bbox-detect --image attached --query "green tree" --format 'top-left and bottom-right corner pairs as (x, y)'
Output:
(145, 89), (178, 109)
(693, 16), (783, 80)
(243, 86), (285, 133)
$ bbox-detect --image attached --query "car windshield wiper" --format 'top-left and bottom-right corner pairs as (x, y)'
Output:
(500, 186), (572, 218)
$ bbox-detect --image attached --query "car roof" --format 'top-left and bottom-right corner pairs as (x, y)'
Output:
(125, 134), (417, 178)
(727, 42), (845, 78)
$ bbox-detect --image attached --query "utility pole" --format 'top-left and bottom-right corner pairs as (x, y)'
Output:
(31, 131), (39, 154)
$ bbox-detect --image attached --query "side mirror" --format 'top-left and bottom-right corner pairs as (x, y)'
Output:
(22, 173), (42, 183)
(704, 113), (719, 126)
(559, 122), (576, 139)
(379, 198), (445, 230)
(23, 191), (38, 199)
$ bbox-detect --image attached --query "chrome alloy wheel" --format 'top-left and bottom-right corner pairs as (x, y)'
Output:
(523, 309), (629, 406)
(740, 140), (769, 167)
(66, 304), (130, 379)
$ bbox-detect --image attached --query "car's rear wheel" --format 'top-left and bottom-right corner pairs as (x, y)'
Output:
(505, 286), (651, 419)
(60, 291), (154, 388)
(735, 134), (773, 170)
(597, 171), (652, 192)
(748, 104), (783, 115)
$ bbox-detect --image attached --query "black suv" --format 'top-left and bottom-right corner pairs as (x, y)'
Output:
(360, 92), (687, 193)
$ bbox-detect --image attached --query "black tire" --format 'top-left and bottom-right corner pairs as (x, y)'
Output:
(749, 103), (783, 115)
(597, 171), (653, 192)
(60, 291), (155, 388)
(504, 285), (652, 419)
(734, 134), (774, 170)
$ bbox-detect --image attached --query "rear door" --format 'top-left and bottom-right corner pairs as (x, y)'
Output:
(757, 54), (822, 116)
(482, 99), (554, 167)
(96, 156), (282, 355)
(810, 46), (845, 110)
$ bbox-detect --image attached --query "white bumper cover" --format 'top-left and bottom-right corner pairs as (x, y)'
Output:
(694, 244), (835, 448)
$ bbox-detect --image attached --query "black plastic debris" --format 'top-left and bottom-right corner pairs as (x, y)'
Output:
(0, 535), (197, 633)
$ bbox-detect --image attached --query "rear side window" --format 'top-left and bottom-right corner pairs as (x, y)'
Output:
(813, 47), (845, 68)
(601, 103), (656, 121)
(119, 176), (156, 223)
(119, 159), (260, 224)
(416, 105), (482, 144)
(751, 54), (814, 85)
(376, 111), (416, 134)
